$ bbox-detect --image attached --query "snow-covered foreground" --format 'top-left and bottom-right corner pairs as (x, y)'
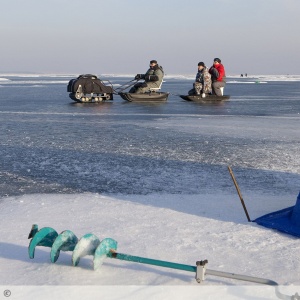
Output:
(0, 192), (299, 299)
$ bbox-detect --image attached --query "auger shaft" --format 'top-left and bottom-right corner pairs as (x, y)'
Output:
(109, 251), (196, 273)
(108, 252), (277, 285)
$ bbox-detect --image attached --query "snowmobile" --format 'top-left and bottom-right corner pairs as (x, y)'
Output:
(180, 94), (230, 102)
(116, 79), (169, 102)
(180, 86), (230, 102)
(119, 91), (169, 102)
(67, 74), (114, 103)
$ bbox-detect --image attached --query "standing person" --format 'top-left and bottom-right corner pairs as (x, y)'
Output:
(209, 58), (226, 96)
(188, 62), (211, 97)
(129, 60), (164, 93)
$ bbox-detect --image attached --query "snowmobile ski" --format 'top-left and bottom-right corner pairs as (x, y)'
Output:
(119, 92), (169, 102)
(180, 94), (230, 102)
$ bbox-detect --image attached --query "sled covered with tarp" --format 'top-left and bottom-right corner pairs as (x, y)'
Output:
(67, 74), (114, 102)
(255, 192), (300, 238)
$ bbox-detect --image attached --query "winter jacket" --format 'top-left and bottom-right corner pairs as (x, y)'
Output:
(195, 67), (212, 93)
(142, 65), (164, 87)
(209, 63), (225, 82)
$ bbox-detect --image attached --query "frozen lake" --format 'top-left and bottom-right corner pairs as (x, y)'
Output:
(0, 74), (299, 199)
(1, 74), (300, 296)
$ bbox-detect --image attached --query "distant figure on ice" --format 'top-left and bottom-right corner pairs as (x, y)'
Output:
(188, 62), (212, 97)
(240, 74), (244, 77)
(245, 73), (247, 77)
(129, 60), (164, 93)
(209, 58), (226, 96)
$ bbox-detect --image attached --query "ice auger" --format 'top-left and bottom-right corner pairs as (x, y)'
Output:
(28, 224), (299, 300)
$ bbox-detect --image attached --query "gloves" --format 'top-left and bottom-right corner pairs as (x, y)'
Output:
(135, 74), (144, 80)
(146, 75), (159, 81)
(201, 93), (206, 98)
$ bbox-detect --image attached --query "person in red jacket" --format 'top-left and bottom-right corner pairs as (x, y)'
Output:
(209, 58), (226, 96)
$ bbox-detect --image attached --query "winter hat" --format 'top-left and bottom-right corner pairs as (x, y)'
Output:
(214, 58), (221, 63)
(198, 62), (205, 67)
(150, 60), (157, 64)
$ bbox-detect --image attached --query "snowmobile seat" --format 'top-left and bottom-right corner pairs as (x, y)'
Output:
(220, 87), (224, 96)
(149, 80), (163, 92)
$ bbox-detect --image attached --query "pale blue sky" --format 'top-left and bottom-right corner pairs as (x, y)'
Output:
(1, 0), (299, 75)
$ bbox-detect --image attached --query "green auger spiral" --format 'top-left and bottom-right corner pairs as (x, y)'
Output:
(28, 224), (117, 270)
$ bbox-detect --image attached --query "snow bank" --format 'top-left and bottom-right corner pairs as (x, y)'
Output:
(0, 80), (68, 85)
(0, 193), (299, 298)
(1, 73), (300, 82)
(227, 81), (268, 84)
(0, 193), (300, 285)
(227, 75), (300, 81)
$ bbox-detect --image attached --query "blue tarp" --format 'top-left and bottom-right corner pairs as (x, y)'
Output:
(255, 192), (300, 238)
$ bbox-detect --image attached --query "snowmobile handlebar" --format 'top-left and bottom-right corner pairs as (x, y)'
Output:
(113, 78), (140, 94)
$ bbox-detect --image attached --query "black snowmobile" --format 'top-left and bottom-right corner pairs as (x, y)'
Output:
(180, 94), (230, 102)
(67, 74), (114, 103)
(119, 91), (169, 102)
(116, 79), (169, 102)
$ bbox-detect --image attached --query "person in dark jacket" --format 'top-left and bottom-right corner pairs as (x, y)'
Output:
(188, 62), (211, 97)
(209, 58), (226, 96)
(129, 60), (164, 93)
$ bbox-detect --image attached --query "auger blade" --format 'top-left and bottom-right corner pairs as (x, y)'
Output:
(28, 227), (58, 259)
(28, 224), (39, 239)
(72, 233), (100, 267)
(94, 238), (118, 270)
(50, 230), (78, 263)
